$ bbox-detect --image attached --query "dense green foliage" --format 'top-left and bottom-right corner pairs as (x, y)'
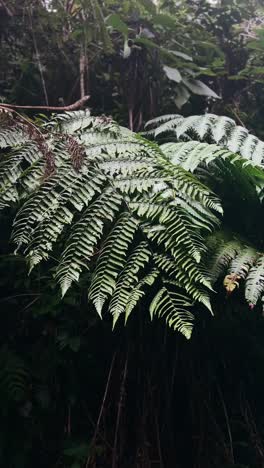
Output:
(2, 1), (264, 467)
(1, 0), (264, 128)
(0, 108), (221, 338)
(146, 112), (264, 306)
(1, 107), (264, 337)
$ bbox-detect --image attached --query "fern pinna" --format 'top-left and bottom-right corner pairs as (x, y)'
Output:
(145, 113), (264, 310)
(1, 109), (264, 338)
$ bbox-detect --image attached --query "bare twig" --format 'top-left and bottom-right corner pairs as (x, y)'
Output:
(112, 353), (128, 468)
(217, 384), (235, 464)
(19, 297), (40, 314)
(0, 95), (90, 111)
(230, 104), (246, 128)
(155, 413), (164, 468)
(67, 404), (71, 436)
(241, 397), (264, 466)
(86, 352), (116, 468)
(0, 293), (42, 302)
(0, 0), (13, 16)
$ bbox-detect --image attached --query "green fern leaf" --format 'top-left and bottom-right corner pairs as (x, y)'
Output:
(124, 269), (159, 322)
(206, 238), (243, 283)
(147, 114), (264, 168)
(245, 256), (264, 306)
(229, 248), (259, 279)
(109, 242), (152, 324)
(55, 188), (122, 297)
(88, 214), (139, 316)
(150, 287), (194, 339)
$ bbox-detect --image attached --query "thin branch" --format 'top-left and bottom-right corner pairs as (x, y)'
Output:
(155, 412), (164, 468)
(0, 95), (90, 111)
(0, 293), (42, 303)
(0, 0), (14, 16)
(86, 352), (116, 468)
(229, 103), (246, 128)
(28, 5), (49, 106)
(19, 296), (40, 314)
(216, 384), (235, 464)
(112, 353), (128, 468)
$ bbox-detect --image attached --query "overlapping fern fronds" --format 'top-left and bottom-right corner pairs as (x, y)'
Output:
(145, 113), (264, 168)
(145, 113), (264, 310)
(0, 109), (222, 338)
(2, 109), (264, 334)
(205, 232), (264, 308)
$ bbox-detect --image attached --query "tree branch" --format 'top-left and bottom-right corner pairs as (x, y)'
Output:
(0, 95), (90, 112)
(0, 0), (13, 16)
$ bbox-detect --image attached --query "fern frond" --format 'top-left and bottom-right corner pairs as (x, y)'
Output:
(151, 116), (184, 138)
(150, 287), (194, 339)
(113, 175), (165, 194)
(160, 141), (233, 172)
(88, 214), (139, 316)
(245, 255), (264, 306)
(0, 143), (42, 209)
(109, 242), (152, 325)
(144, 114), (180, 129)
(114, 160), (222, 224)
(26, 206), (74, 270)
(154, 158), (223, 214)
(170, 194), (220, 232)
(12, 163), (105, 249)
(0, 111), (230, 337)
(229, 248), (259, 279)
(131, 200), (210, 266)
(153, 253), (212, 308)
(55, 188), (122, 297)
(124, 269), (159, 322)
(203, 231), (264, 306)
(206, 237), (243, 283)
(22, 167), (107, 270)
(49, 110), (92, 133)
(147, 114), (264, 168)
(0, 126), (28, 148)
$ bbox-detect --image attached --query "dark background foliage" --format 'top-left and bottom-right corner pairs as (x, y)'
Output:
(1, 1), (264, 467)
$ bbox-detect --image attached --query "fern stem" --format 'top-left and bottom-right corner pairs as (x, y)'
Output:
(217, 384), (235, 465)
(86, 351), (116, 468)
(112, 353), (128, 468)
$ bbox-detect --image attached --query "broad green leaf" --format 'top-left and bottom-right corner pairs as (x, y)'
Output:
(105, 14), (128, 37)
(175, 85), (191, 109)
(170, 50), (193, 62)
(183, 79), (220, 99)
(152, 13), (178, 29)
(163, 65), (182, 83)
